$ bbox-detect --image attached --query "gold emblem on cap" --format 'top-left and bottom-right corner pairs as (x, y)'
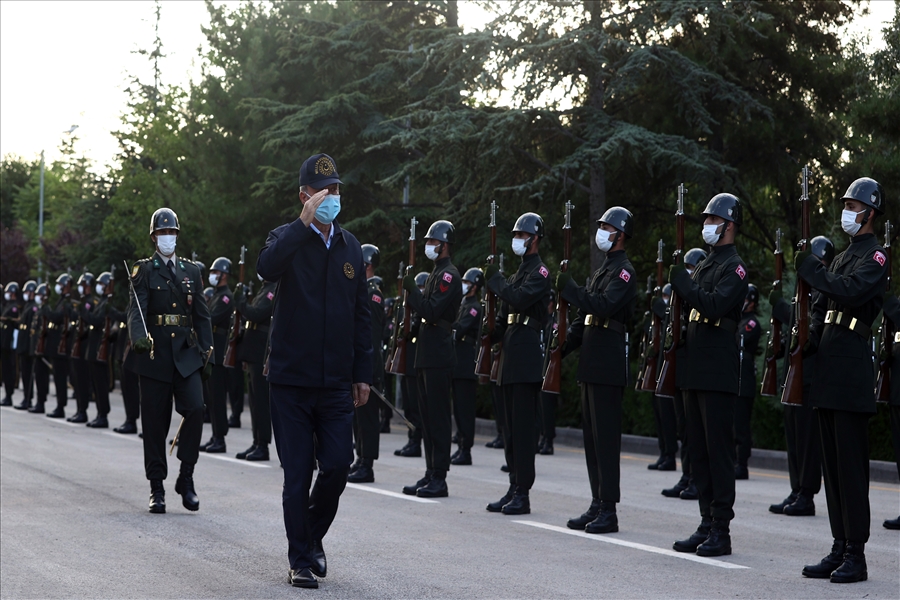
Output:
(315, 156), (335, 176)
(343, 262), (355, 279)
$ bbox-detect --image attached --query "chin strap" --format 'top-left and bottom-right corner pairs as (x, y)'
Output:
(859, 208), (872, 229)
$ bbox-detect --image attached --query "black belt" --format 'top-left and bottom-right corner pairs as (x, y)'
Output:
(584, 315), (625, 334)
(825, 310), (871, 339)
(421, 317), (453, 332)
(507, 313), (543, 332)
(245, 320), (269, 331)
(455, 333), (477, 344)
(151, 314), (192, 327)
(688, 309), (737, 334)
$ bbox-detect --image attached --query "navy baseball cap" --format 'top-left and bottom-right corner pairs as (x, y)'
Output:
(299, 153), (342, 189)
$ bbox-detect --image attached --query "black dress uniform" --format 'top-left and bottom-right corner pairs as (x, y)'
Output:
(129, 253), (213, 507)
(205, 282), (234, 450)
(69, 294), (96, 422)
(661, 294), (697, 499)
(14, 296), (37, 409)
(349, 278), (385, 480)
(403, 257), (463, 496)
(670, 243), (748, 552)
(235, 280), (276, 459)
(648, 296), (678, 469)
(487, 252), (551, 512)
(451, 294), (482, 463)
(395, 308), (423, 455)
(733, 306), (762, 477)
(44, 293), (73, 417)
(561, 249), (637, 532)
(880, 295), (900, 528)
(84, 294), (112, 425)
(1, 297), (21, 404)
(113, 307), (141, 433)
(538, 308), (558, 455)
(29, 295), (51, 413)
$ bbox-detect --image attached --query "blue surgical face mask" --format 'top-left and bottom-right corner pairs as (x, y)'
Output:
(315, 194), (341, 224)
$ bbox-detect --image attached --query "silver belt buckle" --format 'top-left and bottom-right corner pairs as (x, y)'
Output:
(508, 314), (516, 325)
(165, 314), (180, 326)
(585, 315), (594, 326)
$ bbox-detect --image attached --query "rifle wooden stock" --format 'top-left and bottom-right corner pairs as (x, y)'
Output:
(656, 185), (685, 400)
(639, 242), (665, 392)
(70, 311), (84, 358)
(781, 167), (811, 407)
(760, 230), (783, 397)
(56, 309), (69, 356)
(476, 202), (498, 380)
(35, 311), (48, 356)
(224, 246), (247, 368)
(876, 220), (893, 403)
(388, 218), (417, 376)
(543, 199), (573, 394)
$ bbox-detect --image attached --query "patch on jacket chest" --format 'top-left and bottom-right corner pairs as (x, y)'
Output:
(343, 263), (355, 279)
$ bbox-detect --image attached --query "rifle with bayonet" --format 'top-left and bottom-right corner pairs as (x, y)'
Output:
(476, 201), (498, 383)
(760, 229), (783, 396)
(97, 263), (116, 363)
(656, 185), (686, 400)
(388, 217), (417, 375)
(876, 220), (893, 403)
(542, 198), (573, 394)
(224, 245), (246, 368)
(639, 239), (665, 392)
(384, 261), (404, 372)
(782, 166), (811, 406)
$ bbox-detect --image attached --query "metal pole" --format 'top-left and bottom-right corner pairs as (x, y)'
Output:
(38, 150), (45, 283)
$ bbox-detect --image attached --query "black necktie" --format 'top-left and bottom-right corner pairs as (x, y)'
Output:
(167, 260), (176, 278)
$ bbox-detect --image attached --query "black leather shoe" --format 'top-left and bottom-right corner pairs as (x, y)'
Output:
(883, 516), (900, 530)
(501, 492), (530, 515)
(656, 457), (676, 471)
(205, 438), (226, 453)
(500, 464), (510, 473)
(769, 492), (798, 514)
(349, 457), (362, 473)
(310, 540), (327, 578)
(86, 416), (109, 428)
(416, 477), (448, 498)
(734, 464), (749, 480)
(46, 406), (65, 418)
(830, 541), (867, 583)
(236, 445), (257, 459)
(585, 502), (618, 534)
(452, 432), (459, 445)
(661, 476), (689, 498)
(66, 412), (87, 423)
(227, 414), (241, 428)
(696, 520), (731, 556)
(0, 397), (11, 406)
(114, 420), (137, 434)
(783, 494), (815, 516)
(394, 442), (422, 457)
(485, 435), (504, 449)
(347, 465), (374, 483)
(647, 456), (662, 470)
(802, 539), (846, 578)
(673, 519), (711, 553)
(450, 449), (472, 465)
(487, 485), (515, 513)
(679, 482), (699, 500)
(28, 402), (45, 414)
(245, 446), (269, 462)
(567, 498), (601, 530)
(175, 474), (199, 512)
(148, 479), (166, 514)
(403, 474), (431, 496)
(199, 436), (215, 452)
(539, 439), (554, 455)
(289, 568), (318, 588)
(14, 399), (32, 410)
(450, 448), (461, 461)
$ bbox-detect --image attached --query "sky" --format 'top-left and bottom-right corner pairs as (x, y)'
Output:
(0, 1), (894, 171)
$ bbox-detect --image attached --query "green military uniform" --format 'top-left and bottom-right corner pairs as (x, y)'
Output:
(235, 280), (276, 459)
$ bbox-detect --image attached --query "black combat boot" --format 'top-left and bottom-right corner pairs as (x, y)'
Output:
(783, 493), (815, 516)
(245, 445), (269, 462)
(27, 401), (45, 414)
(501, 488), (530, 515)
(585, 501), (618, 534)
(679, 480), (699, 500)
(450, 448), (472, 465)
(567, 498), (601, 530)
(416, 473), (448, 498)
(205, 437), (226, 453)
(485, 435), (504, 449)
(347, 459), (374, 483)
(830, 541), (867, 583)
(734, 464), (749, 480)
(661, 474), (689, 498)
(148, 479), (166, 514)
(802, 539), (846, 579)
(539, 438), (554, 455)
(487, 484), (515, 513)
(236, 444), (257, 459)
(394, 441), (422, 457)
(696, 519), (731, 556)
(13, 397), (32, 410)
(113, 420), (137, 434)
(46, 405), (65, 418)
(673, 518), (711, 553)
(174, 463), (199, 511)
(769, 491), (798, 514)
(883, 516), (900, 530)
(403, 471), (431, 496)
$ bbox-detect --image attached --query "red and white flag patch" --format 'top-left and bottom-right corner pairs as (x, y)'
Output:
(267, 292), (274, 300)
(619, 269), (631, 283)
(469, 307), (478, 317)
(442, 272), (453, 283)
(735, 265), (746, 280)
(539, 266), (549, 278)
(223, 296), (230, 304)
(372, 294), (382, 304)
(874, 251), (886, 266)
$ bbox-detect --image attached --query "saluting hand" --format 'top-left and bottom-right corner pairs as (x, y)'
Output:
(352, 382), (370, 407)
(299, 188), (330, 226)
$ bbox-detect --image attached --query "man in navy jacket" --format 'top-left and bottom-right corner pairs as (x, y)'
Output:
(257, 153), (372, 589)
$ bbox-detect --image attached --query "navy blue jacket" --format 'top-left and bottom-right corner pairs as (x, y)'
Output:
(257, 218), (373, 389)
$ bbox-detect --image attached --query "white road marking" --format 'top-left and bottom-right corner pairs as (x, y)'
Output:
(513, 521), (750, 570)
(202, 453), (271, 468)
(346, 482), (440, 503)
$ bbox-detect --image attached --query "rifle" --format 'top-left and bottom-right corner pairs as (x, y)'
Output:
(56, 272), (72, 356)
(70, 268), (88, 358)
(542, 198), (573, 394)
(876, 220), (893, 403)
(224, 245), (246, 368)
(97, 263), (116, 363)
(489, 253), (505, 383)
(35, 302), (48, 356)
(476, 201), (498, 382)
(760, 229), (784, 396)
(638, 240), (665, 392)
(782, 166), (811, 406)
(388, 217), (417, 375)
(635, 275), (652, 391)
(656, 184), (686, 399)
(384, 261), (404, 371)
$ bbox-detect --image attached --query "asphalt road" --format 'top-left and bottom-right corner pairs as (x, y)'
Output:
(1, 385), (898, 599)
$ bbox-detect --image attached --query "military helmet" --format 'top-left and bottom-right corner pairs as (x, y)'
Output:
(810, 236), (835, 265)
(371, 275), (384, 289)
(512, 212), (544, 239)
(684, 247), (708, 268)
(149, 208), (180, 234)
(4, 281), (19, 294)
(97, 272), (113, 286)
(746, 283), (759, 304)
(210, 257), (232, 275)
(841, 177), (884, 214)
(384, 297), (396, 311)
(414, 272), (429, 287)
(702, 193), (743, 226)
(361, 244), (380, 268)
(425, 220), (455, 244)
(77, 272), (95, 288)
(203, 287), (215, 300)
(23, 280), (38, 293)
(36, 283), (48, 296)
(598, 206), (634, 238)
(55, 273), (72, 287)
(662, 283), (672, 296)
(462, 267), (485, 289)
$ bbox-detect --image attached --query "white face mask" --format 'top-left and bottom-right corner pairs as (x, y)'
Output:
(462, 282), (471, 295)
(663, 296), (670, 306)
(595, 229), (614, 252)
(23, 292), (31, 302)
(157, 234), (177, 257)
(77, 285), (85, 295)
(208, 273), (220, 287)
(702, 223), (723, 246)
(424, 243), (440, 261)
(841, 209), (863, 236)
(511, 238), (528, 256)
(35, 296), (44, 306)
(95, 284), (105, 296)
(3, 292), (9, 301)
(54, 284), (63, 295)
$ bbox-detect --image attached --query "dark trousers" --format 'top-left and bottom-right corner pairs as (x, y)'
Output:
(540, 391), (557, 441)
(51, 356), (68, 408)
(452, 378), (477, 450)
(269, 384), (353, 571)
(582, 383), (623, 502)
(72, 357), (92, 414)
(89, 361), (110, 417)
(501, 382), (539, 491)
(734, 395), (754, 467)
(653, 394), (679, 460)
(891, 405), (900, 481)
(684, 389), (736, 521)
(1, 349), (18, 399)
(228, 366), (244, 417)
(674, 389), (691, 476)
(18, 355), (34, 402)
(418, 367), (453, 475)
(34, 357), (50, 404)
(247, 361), (271, 446)
(784, 388), (821, 495)
(818, 408), (870, 543)
(400, 373), (422, 444)
(122, 366), (141, 422)
(140, 371), (204, 480)
(353, 387), (381, 461)
(208, 363), (229, 439)
(491, 382), (505, 437)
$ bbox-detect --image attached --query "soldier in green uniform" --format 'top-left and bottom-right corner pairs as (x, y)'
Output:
(558, 207), (638, 534)
(450, 267), (484, 466)
(13, 281), (37, 410)
(202, 256), (234, 454)
(128, 208), (214, 514)
(44, 274), (74, 419)
(733, 283), (762, 480)
(670, 194), (748, 557)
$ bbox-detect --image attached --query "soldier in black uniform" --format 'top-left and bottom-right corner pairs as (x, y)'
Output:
(83, 271), (114, 428)
(67, 273), (96, 423)
(558, 207), (638, 534)
(768, 236), (832, 516)
(113, 303), (140, 434)
(202, 256), (234, 454)
(394, 273), (426, 458)
(28, 283), (51, 414)
(450, 267), (484, 466)
(1, 282), (21, 405)
(670, 194), (748, 557)
(799, 178), (886, 583)
(129, 208), (214, 514)
(401, 221), (463, 498)
(348, 244), (385, 482)
(645, 283), (675, 471)
(234, 275), (277, 461)
(733, 283), (762, 480)
(13, 281), (37, 410)
(538, 291), (558, 455)
(484, 212), (552, 515)
(44, 274), (74, 419)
